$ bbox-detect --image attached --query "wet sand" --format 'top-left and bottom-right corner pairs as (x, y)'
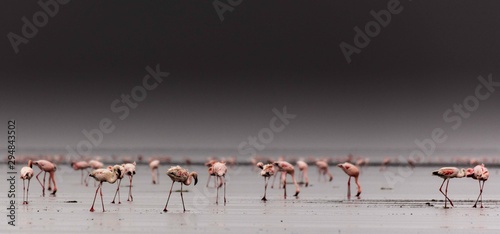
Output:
(3, 165), (500, 233)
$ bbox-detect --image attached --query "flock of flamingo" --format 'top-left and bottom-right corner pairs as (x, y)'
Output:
(17, 156), (490, 213)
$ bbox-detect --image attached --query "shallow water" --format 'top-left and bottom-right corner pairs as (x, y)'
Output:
(2, 165), (500, 233)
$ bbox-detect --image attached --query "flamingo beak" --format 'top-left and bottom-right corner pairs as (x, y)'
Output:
(194, 176), (198, 186)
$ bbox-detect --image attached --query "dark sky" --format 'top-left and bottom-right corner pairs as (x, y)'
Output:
(1, 1), (499, 151)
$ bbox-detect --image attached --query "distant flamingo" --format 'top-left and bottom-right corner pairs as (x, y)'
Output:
(467, 164), (489, 208)
(149, 159), (160, 184)
(273, 161), (300, 199)
(33, 160), (57, 196)
(71, 161), (90, 186)
(111, 165), (125, 204)
(337, 162), (362, 199)
(89, 166), (122, 212)
(123, 162), (136, 202)
(432, 167), (467, 208)
(20, 160), (34, 204)
(163, 166), (198, 212)
(380, 157), (391, 171)
(296, 160), (309, 187)
(209, 162), (227, 205)
(257, 162), (275, 201)
(316, 160), (333, 182)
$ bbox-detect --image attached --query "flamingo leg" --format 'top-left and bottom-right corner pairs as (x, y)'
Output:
(206, 174), (211, 187)
(90, 182), (102, 212)
(22, 180), (26, 204)
(152, 169), (156, 184)
(304, 169), (309, 187)
(127, 175), (133, 202)
(438, 179), (451, 208)
(38, 171), (46, 196)
(215, 176), (219, 205)
(445, 179), (453, 207)
(283, 172), (287, 199)
(47, 171), (52, 191)
(26, 179), (31, 204)
(262, 177), (268, 201)
(180, 183), (186, 212)
(163, 180), (175, 212)
(291, 172), (299, 197)
(355, 176), (361, 198)
(347, 176), (351, 200)
(473, 180), (485, 208)
(84, 169), (90, 186)
(223, 176), (226, 205)
(480, 181), (485, 208)
(50, 171), (57, 195)
(100, 183), (105, 212)
(111, 179), (122, 204)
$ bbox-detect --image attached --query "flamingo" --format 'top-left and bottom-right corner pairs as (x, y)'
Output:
(273, 161), (300, 199)
(89, 166), (122, 212)
(380, 157), (391, 171)
(316, 160), (333, 182)
(467, 164), (489, 208)
(432, 167), (467, 208)
(20, 160), (34, 204)
(163, 165), (198, 212)
(71, 161), (90, 186)
(33, 160), (57, 196)
(111, 165), (125, 204)
(123, 162), (136, 202)
(89, 159), (104, 187)
(209, 162), (227, 205)
(296, 160), (309, 187)
(205, 159), (217, 187)
(337, 162), (362, 199)
(257, 162), (275, 201)
(149, 159), (160, 184)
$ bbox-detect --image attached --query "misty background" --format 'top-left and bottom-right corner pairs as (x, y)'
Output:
(1, 1), (499, 156)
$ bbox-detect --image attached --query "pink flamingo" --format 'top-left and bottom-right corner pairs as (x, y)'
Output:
(380, 157), (391, 171)
(20, 160), (34, 204)
(316, 160), (333, 182)
(123, 162), (136, 202)
(467, 164), (489, 208)
(205, 159), (217, 187)
(273, 161), (300, 199)
(209, 162), (227, 205)
(149, 159), (160, 184)
(257, 162), (275, 201)
(71, 161), (90, 186)
(296, 160), (309, 187)
(89, 159), (104, 187)
(163, 165), (198, 212)
(89, 166), (122, 212)
(337, 162), (362, 199)
(432, 167), (467, 208)
(111, 165), (125, 204)
(33, 160), (57, 196)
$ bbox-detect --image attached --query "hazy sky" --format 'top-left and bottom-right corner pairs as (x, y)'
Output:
(1, 1), (499, 152)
